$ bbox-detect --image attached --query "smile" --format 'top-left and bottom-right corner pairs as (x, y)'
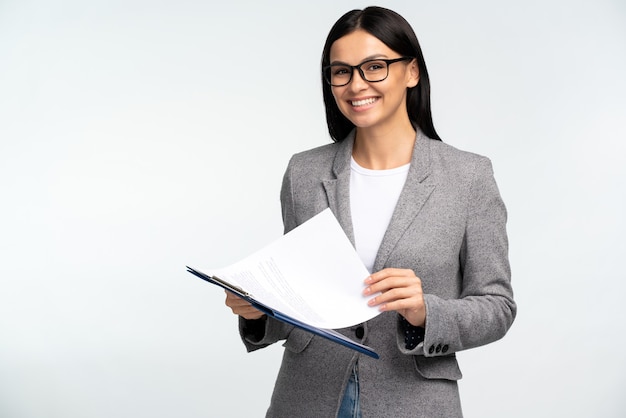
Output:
(350, 97), (378, 107)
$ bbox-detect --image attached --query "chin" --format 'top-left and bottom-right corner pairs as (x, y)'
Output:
(343, 114), (379, 129)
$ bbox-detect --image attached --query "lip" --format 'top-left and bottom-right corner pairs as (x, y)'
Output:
(348, 96), (379, 111)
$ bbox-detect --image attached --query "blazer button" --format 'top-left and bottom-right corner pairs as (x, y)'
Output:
(435, 344), (442, 353)
(355, 326), (364, 339)
(442, 345), (449, 354)
(428, 345), (435, 355)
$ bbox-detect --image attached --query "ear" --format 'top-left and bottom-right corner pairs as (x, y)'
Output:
(407, 59), (420, 88)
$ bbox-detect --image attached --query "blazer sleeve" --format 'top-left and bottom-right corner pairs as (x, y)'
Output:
(238, 315), (294, 352)
(402, 156), (517, 357)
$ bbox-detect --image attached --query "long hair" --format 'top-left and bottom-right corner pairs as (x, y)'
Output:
(321, 6), (441, 142)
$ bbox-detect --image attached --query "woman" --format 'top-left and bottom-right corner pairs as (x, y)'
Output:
(225, 6), (516, 417)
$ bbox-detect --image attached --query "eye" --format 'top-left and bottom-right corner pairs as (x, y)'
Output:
(332, 65), (351, 76)
(364, 61), (386, 72)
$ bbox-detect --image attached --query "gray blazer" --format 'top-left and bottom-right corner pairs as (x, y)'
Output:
(239, 130), (516, 417)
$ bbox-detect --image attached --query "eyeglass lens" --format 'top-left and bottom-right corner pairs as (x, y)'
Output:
(327, 60), (390, 86)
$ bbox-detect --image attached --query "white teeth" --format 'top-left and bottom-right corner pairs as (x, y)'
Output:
(351, 98), (377, 107)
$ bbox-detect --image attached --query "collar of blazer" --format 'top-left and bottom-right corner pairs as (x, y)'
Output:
(323, 129), (436, 271)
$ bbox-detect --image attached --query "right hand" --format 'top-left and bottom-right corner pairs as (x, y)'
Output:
(224, 291), (265, 320)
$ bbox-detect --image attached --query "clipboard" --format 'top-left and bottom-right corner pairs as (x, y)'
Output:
(186, 266), (379, 359)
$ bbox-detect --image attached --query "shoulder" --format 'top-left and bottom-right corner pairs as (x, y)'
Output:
(429, 139), (491, 167)
(427, 139), (494, 180)
(284, 141), (342, 179)
(289, 141), (339, 165)
(426, 140), (504, 214)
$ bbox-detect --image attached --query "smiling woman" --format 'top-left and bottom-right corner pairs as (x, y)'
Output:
(1, 0), (624, 417)
(223, 5), (516, 418)
(321, 7), (440, 146)
(326, 29), (419, 163)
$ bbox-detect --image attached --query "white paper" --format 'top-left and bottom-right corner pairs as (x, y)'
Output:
(206, 208), (381, 329)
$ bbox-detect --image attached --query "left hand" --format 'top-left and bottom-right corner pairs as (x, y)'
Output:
(363, 268), (426, 327)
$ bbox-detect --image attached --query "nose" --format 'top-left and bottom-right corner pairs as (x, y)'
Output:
(348, 69), (369, 91)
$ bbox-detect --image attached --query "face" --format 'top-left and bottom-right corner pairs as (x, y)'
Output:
(328, 29), (419, 132)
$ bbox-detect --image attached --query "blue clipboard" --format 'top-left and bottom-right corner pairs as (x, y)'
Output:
(186, 266), (379, 359)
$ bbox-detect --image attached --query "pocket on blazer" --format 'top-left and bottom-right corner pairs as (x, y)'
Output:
(413, 354), (463, 381)
(282, 327), (314, 354)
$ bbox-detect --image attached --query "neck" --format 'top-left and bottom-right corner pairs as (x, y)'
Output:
(352, 122), (416, 170)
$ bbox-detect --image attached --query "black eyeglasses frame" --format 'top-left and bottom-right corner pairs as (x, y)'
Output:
(322, 56), (414, 87)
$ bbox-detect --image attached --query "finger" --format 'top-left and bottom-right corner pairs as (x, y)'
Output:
(223, 291), (265, 319)
(375, 290), (423, 308)
(224, 291), (242, 302)
(371, 296), (425, 323)
(365, 268), (416, 284)
(234, 308), (265, 320)
(227, 299), (255, 310)
(234, 305), (261, 315)
(367, 286), (419, 306)
(228, 300), (263, 316)
(225, 292), (255, 309)
(364, 276), (420, 296)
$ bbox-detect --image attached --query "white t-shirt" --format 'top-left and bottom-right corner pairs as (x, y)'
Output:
(350, 157), (410, 272)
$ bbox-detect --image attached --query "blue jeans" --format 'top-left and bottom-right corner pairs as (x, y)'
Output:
(338, 365), (361, 418)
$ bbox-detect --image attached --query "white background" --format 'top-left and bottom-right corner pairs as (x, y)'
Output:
(1, 1), (625, 417)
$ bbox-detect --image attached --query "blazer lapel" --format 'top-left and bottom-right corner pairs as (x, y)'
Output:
(372, 132), (435, 272)
(323, 132), (356, 246)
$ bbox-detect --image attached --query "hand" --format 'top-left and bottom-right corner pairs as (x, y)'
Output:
(363, 268), (426, 327)
(224, 291), (266, 320)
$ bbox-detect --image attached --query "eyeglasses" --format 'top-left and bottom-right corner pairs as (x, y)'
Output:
(322, 57), (414, 87)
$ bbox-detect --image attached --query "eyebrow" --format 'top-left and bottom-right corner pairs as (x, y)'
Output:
(329, 54), (389, 66)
